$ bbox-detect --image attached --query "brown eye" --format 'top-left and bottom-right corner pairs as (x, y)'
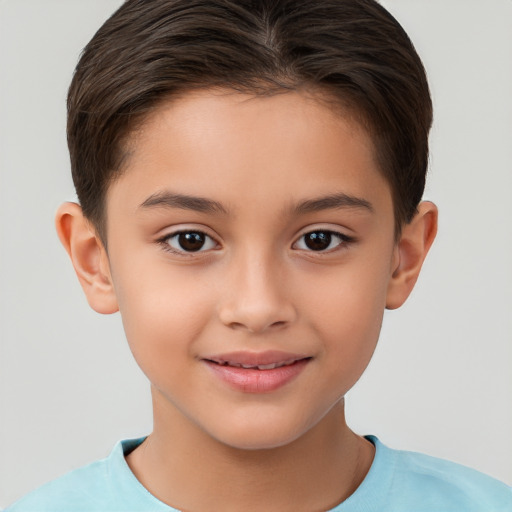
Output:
(177, 232), (205, 251)
(164, 231), (217, 253)
(294, 230), (352, 252)
(303, 231), (332, 251)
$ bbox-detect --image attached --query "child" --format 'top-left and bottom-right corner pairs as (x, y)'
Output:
(6, 0), (511, 510)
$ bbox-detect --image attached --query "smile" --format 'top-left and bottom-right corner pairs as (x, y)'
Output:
(207, 358), (303, 371)
(203, 351), (311, 393)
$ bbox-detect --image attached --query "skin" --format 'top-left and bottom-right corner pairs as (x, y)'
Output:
(56, 89), (437, 511)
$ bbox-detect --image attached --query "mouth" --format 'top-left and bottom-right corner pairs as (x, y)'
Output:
(203, 351), (312, 393)
(204, 350), (311, 370)
(206, 358), (309, 371)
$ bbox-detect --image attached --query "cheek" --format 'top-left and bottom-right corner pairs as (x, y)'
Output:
(319, 290), (383, 370)
(301, 255), (390, 328)
(112, 265), (215, 376)
(301, 258), (390, 378)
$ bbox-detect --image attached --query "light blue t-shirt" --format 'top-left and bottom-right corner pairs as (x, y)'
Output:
(6, 436), (512, 511)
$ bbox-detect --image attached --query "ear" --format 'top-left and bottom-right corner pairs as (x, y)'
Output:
(55, 202), (119, 314)
(386, 201), (438, 310)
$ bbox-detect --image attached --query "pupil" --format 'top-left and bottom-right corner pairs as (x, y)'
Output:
(305, 231), (331, 251)
(178, 232), (205, 252)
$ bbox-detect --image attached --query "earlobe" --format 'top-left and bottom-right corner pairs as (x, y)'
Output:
(55, 202), (119, 314)
(386, 201), (438, 310)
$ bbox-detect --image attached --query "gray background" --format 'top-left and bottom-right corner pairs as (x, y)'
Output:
(1, 0), (511, 507)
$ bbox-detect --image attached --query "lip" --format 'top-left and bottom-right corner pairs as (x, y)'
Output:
(203, 351), (311, 393)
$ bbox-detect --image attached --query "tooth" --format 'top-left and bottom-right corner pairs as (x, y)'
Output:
(215, 358), (302, 369)
(257, 363), (278, 370)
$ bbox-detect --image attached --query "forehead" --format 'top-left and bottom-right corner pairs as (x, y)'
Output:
(109, 89), (392, 222)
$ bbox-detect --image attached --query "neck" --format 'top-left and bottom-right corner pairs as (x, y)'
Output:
(126, 388), (374, 512)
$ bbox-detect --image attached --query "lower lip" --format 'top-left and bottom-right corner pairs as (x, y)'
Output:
(205, 359), (310, 393)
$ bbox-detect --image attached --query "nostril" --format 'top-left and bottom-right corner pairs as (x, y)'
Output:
(228, 321), (247, 331)
(217, 296), (297, 333)
(228, 319), (288, 333)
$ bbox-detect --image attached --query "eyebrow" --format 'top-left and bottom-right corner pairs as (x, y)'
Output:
(293, 193), (374, 215)
(139, 191), (373, 216)
(139, 192), (229, 215)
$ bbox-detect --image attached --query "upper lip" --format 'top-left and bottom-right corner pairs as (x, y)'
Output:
(204, 350), (310, 369)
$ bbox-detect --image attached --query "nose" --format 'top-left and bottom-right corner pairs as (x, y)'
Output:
(217, 251), (297, 334)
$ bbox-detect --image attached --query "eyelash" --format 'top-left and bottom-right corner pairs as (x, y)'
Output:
(157, 229), (355, 256)
(157, 230), (218, 256)
(293, 230), (355, 253)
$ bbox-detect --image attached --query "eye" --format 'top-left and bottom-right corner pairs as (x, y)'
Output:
(162, 231), (217, 253)
(294, 230), (352, 252)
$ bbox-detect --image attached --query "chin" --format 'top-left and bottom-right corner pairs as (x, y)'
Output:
(206, 415), (314, 451)
(217, 431), (302, 451)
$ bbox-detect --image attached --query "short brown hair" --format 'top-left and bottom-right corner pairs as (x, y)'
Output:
(67, 0), (432, 241)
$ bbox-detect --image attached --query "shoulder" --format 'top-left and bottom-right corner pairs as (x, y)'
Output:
(5, 457), (111, 512)
(4, 438), (173, 512)
(370, 436), (512, 512)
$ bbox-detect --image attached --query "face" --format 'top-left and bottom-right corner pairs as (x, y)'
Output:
(104, 90), (399, 450)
